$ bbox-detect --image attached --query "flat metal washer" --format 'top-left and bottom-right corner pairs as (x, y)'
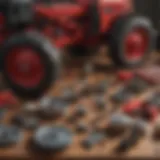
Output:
(0, 125), (22, 147)
(12, 114), (40, 130)
(39, 97), (68, 118)
(33, 125), (72, 151)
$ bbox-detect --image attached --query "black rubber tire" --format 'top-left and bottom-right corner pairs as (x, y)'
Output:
(0, 31), (61, 100)
(108, 14), (155, 68)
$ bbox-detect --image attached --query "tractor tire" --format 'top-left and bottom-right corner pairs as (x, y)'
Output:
(0, 31), (61, 99)
(108, 14), (155, 68)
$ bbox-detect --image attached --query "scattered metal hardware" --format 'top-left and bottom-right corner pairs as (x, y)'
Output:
(39, 97), (68, 118)
(39, 96), (52, 108)
(93, 80), (108, 93)
(107, 113), (133, 135)
(117, 120), (147, 151)
(133, 120), (147, 136)
(147, 92), (160, 107)
(126, 77), (149, 93)
(67, 115), (78, 123)
(75, 122), (88, 133)
(78, 79), (91, 96)
(11, 114), (40, 130)
(136, 66), (160, 85)
(23, 102), (38, 113)
(61, 87), (78, 101)
(82, 132), (106, 149)
(24, 117), (40, 130)
(117, 132), (139, 151)
(33, 125), (72, 151)
(0, 125), (22, 147)
(94, 96), (106, 110)
(112, 88), (132, 103)
(75, 105), (87, 117)
(11, 114), (26, 126)
(79, 80), (108, 95)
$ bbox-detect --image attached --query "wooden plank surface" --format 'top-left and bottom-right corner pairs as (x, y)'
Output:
(0, 50), (159, 159)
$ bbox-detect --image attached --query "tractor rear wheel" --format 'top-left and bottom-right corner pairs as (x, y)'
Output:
(0, 31), (61, 99)
(108, 15), (155, 68)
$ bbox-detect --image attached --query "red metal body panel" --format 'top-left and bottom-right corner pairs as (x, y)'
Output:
(0, 0), (133, 48)
(34, 0), (133, 48)
(98, 0), (133, 32)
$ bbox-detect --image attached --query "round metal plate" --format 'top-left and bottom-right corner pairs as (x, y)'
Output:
(0, 125), (22, 147)
(33, 125), (72, 151)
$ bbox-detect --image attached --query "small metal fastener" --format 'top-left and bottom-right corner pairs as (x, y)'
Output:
(126, 77), (149, 93)
(75, 122), (88, 133)
(94, 96), (106, 110)
(94, 80), (108, 93)
(11, 114), (26, 127)
(82, 132), (106, 149)
(11, 114), (40, 130)
(112, 88), (132, 103)
(39, 97), (68, 119)
(61, 88), (78, 101)
(75, 105), (87, 117)
(39, 96), (52, 108)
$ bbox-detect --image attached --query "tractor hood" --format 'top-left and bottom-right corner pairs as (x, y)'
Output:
(35, 3), (85, 20)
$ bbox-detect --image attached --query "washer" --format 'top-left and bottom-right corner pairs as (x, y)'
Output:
(33, 125), (72, 151)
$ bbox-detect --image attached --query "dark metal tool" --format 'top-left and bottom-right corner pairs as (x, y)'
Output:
(117, 120), (147, 151)
(0, 125), (23, 147)
(82, 131), (106, 149)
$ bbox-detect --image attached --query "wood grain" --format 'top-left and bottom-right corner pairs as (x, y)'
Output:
(0, 50), (159, 160)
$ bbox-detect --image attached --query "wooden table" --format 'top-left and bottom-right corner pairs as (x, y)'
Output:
(0, 50), (159, 160)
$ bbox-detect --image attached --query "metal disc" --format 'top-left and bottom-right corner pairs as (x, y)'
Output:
(109, 113), (133, 127)
(33, 125), (72, 151)
(39, 97), (68, 118)
(0, 125), (22, 147)
(12, 114), (40, 130)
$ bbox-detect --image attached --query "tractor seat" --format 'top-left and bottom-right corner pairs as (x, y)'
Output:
(0, 0), (8, 14)
(0, 0), (33, 29)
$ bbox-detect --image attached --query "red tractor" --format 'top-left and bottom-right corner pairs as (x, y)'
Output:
(0, 0), (155, 99)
